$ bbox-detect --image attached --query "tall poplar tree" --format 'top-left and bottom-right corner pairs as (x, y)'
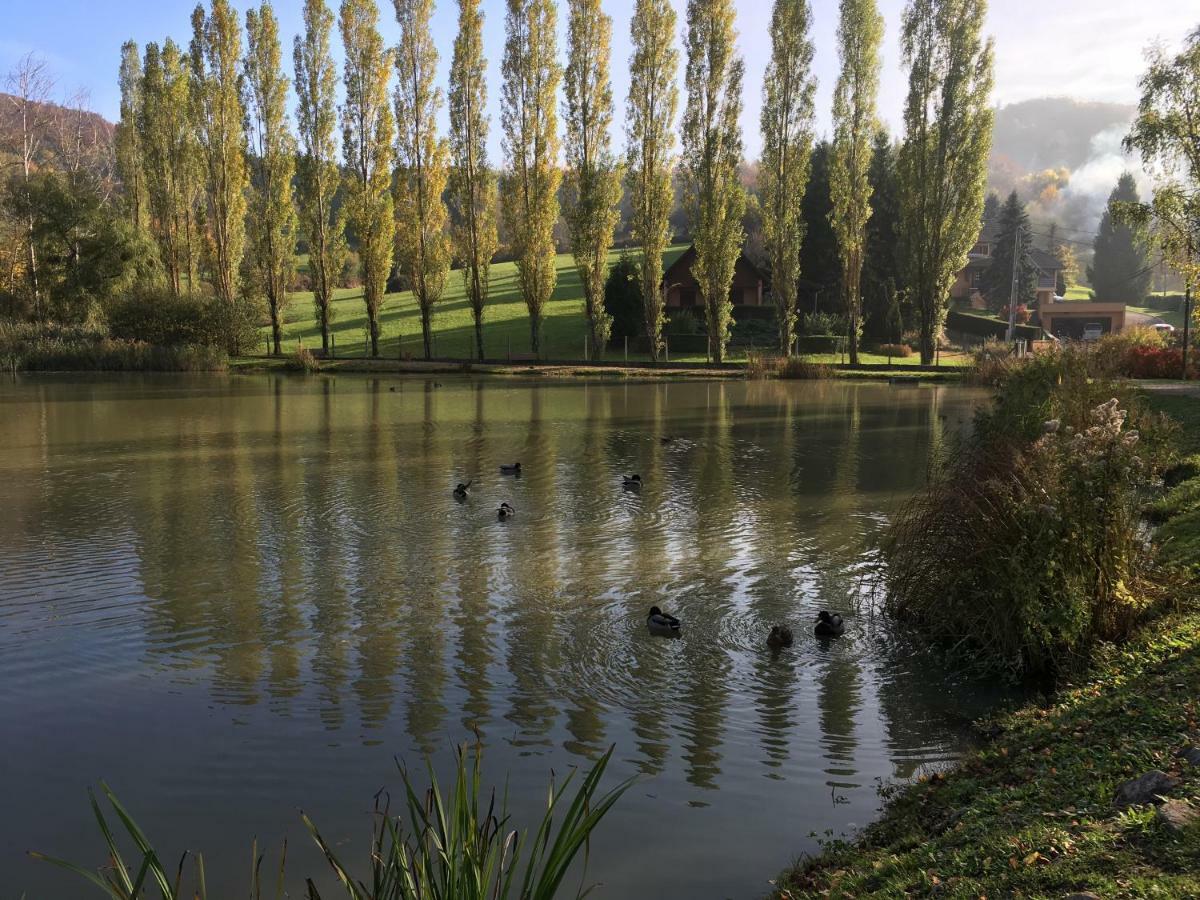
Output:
(897, 0), (994, 364)
(564, 0), (622, 359)
(190, 0), (250, 317)
(394, 0), (451, 360)
(245, 2), (297, 356)
(829, 0), (883, 365)
(501, 0), (562, 356)
(116, 42), (147, 232)
(759, 0), (816, 356)
(625, 0), (678, 362)
(340, 0), (395, 358)
(140, 39), (200, 298)
(294, 0), (345, 355)
(448, 0), (498, 361)
(681, 0), (747, 363)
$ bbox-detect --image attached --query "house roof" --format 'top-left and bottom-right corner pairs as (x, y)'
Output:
(663, 244), (768, 284)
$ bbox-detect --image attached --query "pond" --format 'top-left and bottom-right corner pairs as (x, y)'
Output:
(0, 374), (1001, 898)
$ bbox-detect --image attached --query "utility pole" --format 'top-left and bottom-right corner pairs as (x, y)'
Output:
(1005, 224), (1021, 344)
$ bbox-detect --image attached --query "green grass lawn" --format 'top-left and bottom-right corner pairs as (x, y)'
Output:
(1129, 304), (1187, 330)
(1063, 284), (1093, 300)
(275, 245), (691, 362)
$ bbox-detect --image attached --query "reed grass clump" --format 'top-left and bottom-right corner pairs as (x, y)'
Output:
(745, 352), (832, 380)
(33, 743), (631, 900)
(884, 346), (1176, 680)
(286, 347), (321, 374)
(0, 322), (227, 372)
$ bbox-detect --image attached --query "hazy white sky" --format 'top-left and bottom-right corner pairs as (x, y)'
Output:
(2, 0), (1197, 159)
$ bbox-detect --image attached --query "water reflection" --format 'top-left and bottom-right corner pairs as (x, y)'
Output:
(0, 374), (1002, 899)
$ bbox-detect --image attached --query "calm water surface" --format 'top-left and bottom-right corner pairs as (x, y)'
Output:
(0, 375), (999, 898)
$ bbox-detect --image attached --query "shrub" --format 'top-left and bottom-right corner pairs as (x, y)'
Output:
(664, 309), (703, 336)
(876, 342), (913, 358)
(1124, 345), (1193, 379)
(884, 346), (1174, 680)
(286, 346), (321, 374)
(0, 321), (226, 372)
(966, 338), (1019, 386)
(1093, 325), (1169, 376)
(106, 288), (210, 347)
(729, 316), (776, 347)
(745, 352), (831, 380)
(602, 253), (643, 340)
(999, 303), (1031, 324)
(800, 310), (847, 336)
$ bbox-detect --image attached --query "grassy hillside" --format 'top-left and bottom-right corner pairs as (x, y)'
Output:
(276, 245), (689, 361)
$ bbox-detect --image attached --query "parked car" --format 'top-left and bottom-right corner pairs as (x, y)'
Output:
(1082, 323), (1104, 342)
(1152, 323), (1176, 335)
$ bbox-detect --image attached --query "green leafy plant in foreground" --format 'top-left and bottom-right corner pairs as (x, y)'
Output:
(33, 743), (631, 900)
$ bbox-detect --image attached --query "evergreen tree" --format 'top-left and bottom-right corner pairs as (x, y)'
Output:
(982, 190), (1000, 226)
(978, 190), (1036, 309)
(759, 0), (816, 355)
(829, 0), (883, 364)
(294, 0), (346, 355)
(501, 0), (562, 356)
(681, 0), (747, 363)
(799, 140), (840, 316)
(115, 42), (147, 232)
(394, 0), (451, 360)
(624, 0), (678, 361)
(190, 0), (250, 322)
(245, 2), (297, 357)
(564, 0), (622, 360)
(897, 0), (994, 363)
(340, 0), (395, 358)
(862, 129), (902, 340)
(1089, 173), (1152, 303)
(448, 0), (497, 361)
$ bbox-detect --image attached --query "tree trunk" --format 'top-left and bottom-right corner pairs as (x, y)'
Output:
(369, 313), (380, 357)
(849, 311), (859, 366)
(422, 307), (433, 360)
(270, 300), (282, 355)
(474, 314), (485, 362)
(530, 317), (541, 357)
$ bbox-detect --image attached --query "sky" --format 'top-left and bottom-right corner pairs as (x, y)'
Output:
(2, 0), (1197, 162)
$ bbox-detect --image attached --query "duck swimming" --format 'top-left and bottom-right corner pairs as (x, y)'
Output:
(500, 462), (522, 475)
(647, 606), (681, 635)
(497, 502), (515, 520)
(767, 625), (794, 648)
(623, 474), (643, 489)
(814, 610), (845, 637)
(453, 481), (472, 500)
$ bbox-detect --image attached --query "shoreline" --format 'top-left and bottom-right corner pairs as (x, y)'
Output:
(770, 388), (1200, 898)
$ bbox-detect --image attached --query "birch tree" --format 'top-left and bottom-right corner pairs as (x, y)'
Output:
(190, 0), (250, 316)
(340, 0), (395, 357)
(5, 53), (54, 318)
(448, 0), (498, 361)
(501, 0), (562, 356)
(394, 0), (451, 360)
(245, 2), (297, 356)
(759, 0), (816, 355)
(829, 0), (883, 365)
(625, 0), (678, 362)
(897, 0), (994, 364)
(294, 0), (346, 355)
(564, 0), (621, 359)
(681, 0), (746, 363)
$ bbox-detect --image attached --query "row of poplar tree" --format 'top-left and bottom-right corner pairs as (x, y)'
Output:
(114, 0), (993, 366)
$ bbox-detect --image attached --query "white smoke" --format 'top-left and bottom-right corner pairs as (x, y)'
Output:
(1059, 124), (1153, 230)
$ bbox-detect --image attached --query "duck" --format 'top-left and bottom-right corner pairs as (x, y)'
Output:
(767, 625), (794, 649)
(647, 606), (681, 635)
(453, 481), (472, 500)
(622, 474), (643, 490)
(500, 462), (522, 475)
(660, 436), (676, 445)
(497, 502), (515, 520)
(814, 610), (845, 637)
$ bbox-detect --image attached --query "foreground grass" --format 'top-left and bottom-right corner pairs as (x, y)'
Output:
(774, 613), (1200, 898)
(774, 389), (1200, 898)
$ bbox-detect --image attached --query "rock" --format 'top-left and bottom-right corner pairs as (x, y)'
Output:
(1063, 893), (1102, 900)
(1113, 770), (1179, 808)
(1175, 746), (1200, 767)
(1156, 799), (1200, 833)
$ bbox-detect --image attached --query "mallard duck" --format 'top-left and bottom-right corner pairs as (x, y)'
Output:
(497, 502), (515, 520)
(646, 605), (680, 635)
(660, 436), (676, 444)
(500, 462), (522, 475)
(814, 610), (845, 637)
(623, 474), (643, 489)
(453, 481), (472, 500)
(767, 625), (794, 649)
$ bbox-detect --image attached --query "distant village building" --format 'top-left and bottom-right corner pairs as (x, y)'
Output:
(662, 245), (767, 311)
(949, 222), (1126, 338)
(949, 222), (1063, 310)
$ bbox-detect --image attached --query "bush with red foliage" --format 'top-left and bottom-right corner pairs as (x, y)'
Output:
(1125, 345), (1196, 379)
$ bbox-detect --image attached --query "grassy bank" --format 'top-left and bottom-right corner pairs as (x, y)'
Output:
(773, 384), (1200, 898)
